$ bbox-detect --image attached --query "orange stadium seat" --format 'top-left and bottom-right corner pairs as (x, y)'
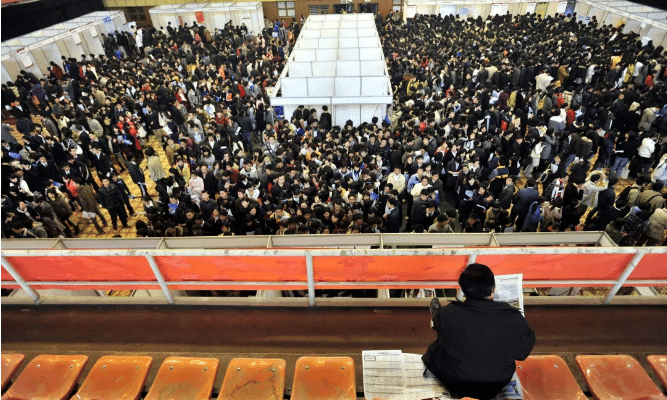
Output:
(217, 358), (287, 400)
(1, 354), (88, 400)
(1, 354), (24, 391)
(71, 355), (153, 400)
(647, 356), (667, 390)
(516, 355), (587, 400)
(290, 357), (356, 400)
(575, 355), (667, 400)
(144, 357), (219, 400)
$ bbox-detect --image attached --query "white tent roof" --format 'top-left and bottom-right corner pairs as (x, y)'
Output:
(1, 11), (125, 60)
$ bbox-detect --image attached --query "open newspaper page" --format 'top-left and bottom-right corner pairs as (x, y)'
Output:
(362, 350), (453, 400)
(402, 353), (453, 400)
(362, 350), (407, 400)
(493, 273), (524, 316)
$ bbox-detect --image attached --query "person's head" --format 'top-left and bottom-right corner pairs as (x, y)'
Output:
(459, 263), (495, 300)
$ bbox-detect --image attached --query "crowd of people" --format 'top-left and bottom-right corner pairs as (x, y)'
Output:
(2, 10), (667, 246)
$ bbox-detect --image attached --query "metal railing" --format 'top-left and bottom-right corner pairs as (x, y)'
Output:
(1, 232), (665, 307)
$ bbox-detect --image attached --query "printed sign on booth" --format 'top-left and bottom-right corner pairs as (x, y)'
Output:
(195, 12), (205, 24)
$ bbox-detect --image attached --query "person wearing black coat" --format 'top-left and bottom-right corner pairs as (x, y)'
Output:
(383, 197), (402, 233)
(423, 264), (534, 399)
(90, 145), (116, 180)
(123, 153), (148, 197)
(96, 177), (129, 229)
(111, 173), (135, 216)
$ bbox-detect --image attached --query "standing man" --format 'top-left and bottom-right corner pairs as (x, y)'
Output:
(96, 177), (129, 230)
(423, 264), (535, 399)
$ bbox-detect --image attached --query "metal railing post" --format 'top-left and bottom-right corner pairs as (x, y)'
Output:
(305, 252), (315, 307)
(1, 256), (41, 304)
(603, 252), (645, 304)
(145, 255), (174, 304)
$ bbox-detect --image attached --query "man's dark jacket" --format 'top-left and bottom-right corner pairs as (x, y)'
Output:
(422, 298), (535, 399)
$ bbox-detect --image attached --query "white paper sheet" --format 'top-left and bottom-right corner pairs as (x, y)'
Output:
(494, 273), (524, 316)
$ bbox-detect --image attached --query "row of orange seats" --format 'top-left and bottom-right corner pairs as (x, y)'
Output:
(1, 353), (666, 400)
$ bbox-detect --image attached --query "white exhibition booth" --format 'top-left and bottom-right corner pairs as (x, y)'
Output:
(149, 2), (264, 38)
(269, 14), (392, 127)
(1, 11), (127, 84)
(574, 0), (667, 48)
(402, 0), (574, 22)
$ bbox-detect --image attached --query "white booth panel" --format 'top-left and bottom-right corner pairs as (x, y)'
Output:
(360, 61), (385, 77)
(41, 43), (63, 67)
(340, 21), (357, 29)
(63, 35), (85, 60)
(309, 15), (326, 22)
(359, 47), (383, 60)
(56, 39), (71, 59)
(31, 48), (50, 75)
(289, 62), (313, 77)
(316, 49), (337, 62)
(299, 40), (318, 49)
(361, 104), (383, 124)
(338, 48), (360, 61)
(334, 105), (360, 126)
(358, 28), (376, 37)
(339, 37), (359, 48)
(321, 29), (339, 38)
(335, 77), (361, 97)
(358, 20), (375, 29)
(307, 21), (323, 29)
(647, 26), (667, 45)
(81, 30), (104, 58)
(339, 29), (358, 38)
(312, 62), (336, 77)
(605, 11), (626, 27)
(293, 49), (316, 62)
(589, 6), (606, 22)
(281, 77), (308, 97)
(301, 30), (321, 39)
(440, 5), (457, 16)
(362, 77), (389, 96)
(3, 59), (22, 83)
(336, 61), (360, 76)
(359, 37), (380, 47)
(324, 14), (341, 22)
(308, 77), (334, 97)
(20, 52), (43, 78)
(2, 65), (12, 84)
(19, 37), (41, 46)
(417, 5), (435, 15)
(322, 21), (340, 29)
(318, 38), (338, 48)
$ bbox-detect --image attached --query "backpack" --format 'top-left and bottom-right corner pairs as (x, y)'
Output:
(616, 185), (638, 206)
(522, 201), (543, 232)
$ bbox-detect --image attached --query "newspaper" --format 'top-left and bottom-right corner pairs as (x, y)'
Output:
(362, 350), (452, 400)
(493, 273), (524, 316)
(363, 350), (523, 400)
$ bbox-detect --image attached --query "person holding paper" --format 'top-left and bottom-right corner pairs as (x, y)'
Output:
(422, 263), (535, 399)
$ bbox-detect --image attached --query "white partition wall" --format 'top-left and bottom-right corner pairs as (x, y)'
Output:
(149, 2), (264, 36)
(1, 11), (125, 84)
(270, 14), (392, 127)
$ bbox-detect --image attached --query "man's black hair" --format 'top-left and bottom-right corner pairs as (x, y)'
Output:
(459, 263), (495, 300)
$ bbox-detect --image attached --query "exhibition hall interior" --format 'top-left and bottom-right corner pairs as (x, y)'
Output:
(1, 0), (667, 398)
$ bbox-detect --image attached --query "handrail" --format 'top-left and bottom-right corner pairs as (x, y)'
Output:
(1, 240), (665, 306)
